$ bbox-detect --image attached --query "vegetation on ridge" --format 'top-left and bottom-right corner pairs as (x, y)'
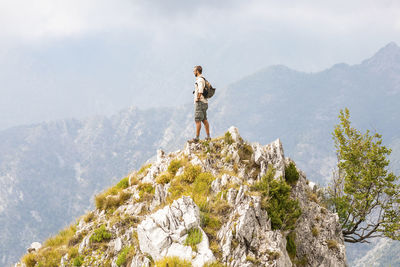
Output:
(250, 167), (302, 231)
(18, 130), (315, 266)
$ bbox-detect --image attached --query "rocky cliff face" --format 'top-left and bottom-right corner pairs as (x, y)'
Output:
(15, 127), (347, 267)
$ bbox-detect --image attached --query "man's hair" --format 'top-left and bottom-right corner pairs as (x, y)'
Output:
(194, 65), (202, 74)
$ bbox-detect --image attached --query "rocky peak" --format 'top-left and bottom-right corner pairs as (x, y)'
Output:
(361, 42), (400, 73)
(15, 127), (347, 267)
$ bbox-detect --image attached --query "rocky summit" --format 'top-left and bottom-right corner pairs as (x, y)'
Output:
(15, 127), (347, 267)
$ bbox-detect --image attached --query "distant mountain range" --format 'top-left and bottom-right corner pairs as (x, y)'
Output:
(1, 42), (400, 266)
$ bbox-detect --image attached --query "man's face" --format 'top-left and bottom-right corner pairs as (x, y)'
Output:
(193, 68), (198, 77)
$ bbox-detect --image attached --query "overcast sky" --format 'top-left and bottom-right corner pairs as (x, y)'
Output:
(1, 0), (399, 129)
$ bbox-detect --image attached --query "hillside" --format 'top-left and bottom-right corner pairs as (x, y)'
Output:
(15, 127), (346, 267)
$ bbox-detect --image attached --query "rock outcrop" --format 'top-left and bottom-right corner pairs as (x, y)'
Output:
(15, 127), (347, 267)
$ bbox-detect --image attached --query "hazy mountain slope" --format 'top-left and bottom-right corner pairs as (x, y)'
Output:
(1, 42), (400, 266)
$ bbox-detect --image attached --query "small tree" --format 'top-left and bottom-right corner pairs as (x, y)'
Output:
(329, 108), (400, 243)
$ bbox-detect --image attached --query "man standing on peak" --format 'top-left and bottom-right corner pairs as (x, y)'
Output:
(191, 65), (211, 142)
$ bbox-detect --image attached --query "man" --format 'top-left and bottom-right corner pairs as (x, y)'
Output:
(191, 65), (211, 142)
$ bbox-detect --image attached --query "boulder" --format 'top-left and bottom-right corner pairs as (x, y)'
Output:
(27, 242), (41, 253)
(137, 196), (215, 266)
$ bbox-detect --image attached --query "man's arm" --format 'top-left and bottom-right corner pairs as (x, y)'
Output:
(196, 79), (205, 101)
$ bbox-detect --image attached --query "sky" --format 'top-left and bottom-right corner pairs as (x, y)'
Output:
(1, 0), (400, 130)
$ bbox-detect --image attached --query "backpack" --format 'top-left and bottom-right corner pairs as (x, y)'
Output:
(201, 77), (216, 99)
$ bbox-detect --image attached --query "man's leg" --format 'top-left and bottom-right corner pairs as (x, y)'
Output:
(202, 119), (210, 137)
(196, 120), (202, 138)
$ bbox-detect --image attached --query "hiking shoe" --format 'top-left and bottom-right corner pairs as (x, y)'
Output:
(189, 137), (199, 143)
(205, 136), (211, 141)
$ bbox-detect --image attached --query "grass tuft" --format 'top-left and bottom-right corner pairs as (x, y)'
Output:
(312, 226), (319, 237)
(155, 256), (192, 267)
(327, 239), (338, 250)
(184, 228), (203, 250)
(168, 159), (183, 176)
(224, 131), (234, 145)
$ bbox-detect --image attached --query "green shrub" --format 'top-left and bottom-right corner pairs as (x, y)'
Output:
(168, 159), (183, 176)
(180, 165), (202, 183)
(116, 177), (129, 189)
(286, 231), (296, 260)
(116, 246), (131, 266)
(155, 256), (192, 267)
(185, 228), (202, 249)
(90, 225), (112, 243)
(224, 131), (234, 145)
(73, 255), (84, 266)
(285, 162), (299, 185)
(251, 168), (302, 231)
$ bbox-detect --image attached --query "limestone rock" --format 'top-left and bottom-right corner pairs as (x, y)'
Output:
(291, 163), (347, 267)
(217, 185), (292, 266)
(27, 242), (41, 253)
(137, 196), (215, 266)
(228, 126), (242, 143)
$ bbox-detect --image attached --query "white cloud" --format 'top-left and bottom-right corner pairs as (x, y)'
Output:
(0, 0), (399, 45)
(0, 0), (142, 42)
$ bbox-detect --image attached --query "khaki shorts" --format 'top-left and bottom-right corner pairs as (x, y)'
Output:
(194, 101), (208, 122)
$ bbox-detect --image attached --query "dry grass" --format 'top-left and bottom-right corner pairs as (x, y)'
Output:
(327, 239), (338, 250)
(155, 256), (192, 267)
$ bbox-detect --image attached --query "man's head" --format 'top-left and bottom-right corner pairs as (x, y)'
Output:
(193, 65), (202, 77)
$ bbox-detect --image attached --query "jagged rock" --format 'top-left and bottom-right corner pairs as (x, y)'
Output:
(116, 202), (144, 216)
(137, 196), (215, 266)
(150, 184), (169, 211)
(130, 255), (151, 267)
(290, 160), (347, 267)
(78, 235), (91, 254)
(26, 242), (41, 253)
(175, 166), (184, 176)
(114, 237), (122, 252)
(217, 185), (292, 266)
(60, 254), (68, 267)
(211, 174), (241, 193)
(252, 139), (285, 179)
(228, 126), (242, 143)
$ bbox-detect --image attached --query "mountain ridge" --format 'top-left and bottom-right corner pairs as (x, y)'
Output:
(15, 127), (347, 267)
